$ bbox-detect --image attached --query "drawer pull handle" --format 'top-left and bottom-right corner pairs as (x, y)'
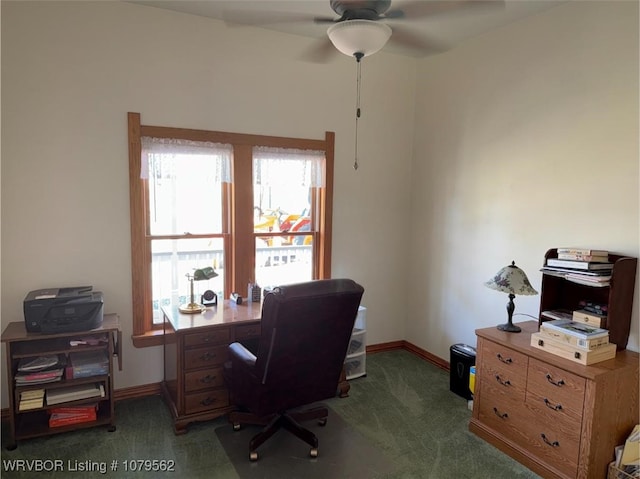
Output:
(540, 433), (559, 447)
(496, 353), (512, 364)
(493, 407), (508, 419)
(495, 375), (511, 387)
(200, 397), (216, 406)
(203, 337), (211, 342)
(543, 398), (562, 411)
(200, 375), (217, 384)
(200, 352), (217, 361)
(545, 374), (565, 387)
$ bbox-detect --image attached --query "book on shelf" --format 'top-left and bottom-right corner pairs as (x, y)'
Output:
(15, 368), (64, 385)
(50, 404), (98, 415)
(540, 309), (573, 322)
(539, 319), (609, 339)
(572, 309), (607, 328)
(546, 258), (613, 270)
(531, 332), (616, 365)
(557, 253), (609, 262)
(66, 350), (109, 379)
(540, 266), (611, 276)
(556, 248), (609, 256)
(49, 409), (97, 428)
(537, 327), (609, 350)
(17, 354), (65, 373)
(18, 389), (45, 411)
(45, 383), (105, 406)
(565, 276), (610, 288)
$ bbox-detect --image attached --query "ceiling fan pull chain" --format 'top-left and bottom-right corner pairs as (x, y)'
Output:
(354, 53), (363, 170)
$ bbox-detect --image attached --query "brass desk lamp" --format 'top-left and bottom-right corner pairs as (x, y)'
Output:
(179, 266), (218, 314)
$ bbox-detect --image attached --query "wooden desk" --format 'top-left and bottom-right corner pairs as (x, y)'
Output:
(162, 300), (351, 434)
(161, 300), (262, 434)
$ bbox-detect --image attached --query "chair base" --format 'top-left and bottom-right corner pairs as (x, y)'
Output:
(228, 405), (328, 461)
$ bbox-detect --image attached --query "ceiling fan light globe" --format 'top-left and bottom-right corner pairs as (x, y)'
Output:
(327, 20), (392, 58)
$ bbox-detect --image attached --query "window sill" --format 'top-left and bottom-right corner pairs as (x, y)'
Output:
(132, 329), (165, 348)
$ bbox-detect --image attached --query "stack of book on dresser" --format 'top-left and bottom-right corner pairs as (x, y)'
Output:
(541, 247), (613, 287)
(533, 306), (616, 365)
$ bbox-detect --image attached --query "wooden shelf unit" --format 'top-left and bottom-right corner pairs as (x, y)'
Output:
(1, 314), (121, 449)
(539, 249), (637, 350)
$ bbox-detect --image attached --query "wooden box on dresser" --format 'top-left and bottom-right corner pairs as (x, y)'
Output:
(469, 321), (639, 479)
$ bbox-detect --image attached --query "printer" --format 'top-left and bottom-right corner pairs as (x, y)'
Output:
(24, 286), (104, 334)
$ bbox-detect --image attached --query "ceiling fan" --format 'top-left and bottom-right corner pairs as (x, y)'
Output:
(223, 0), (504, 62)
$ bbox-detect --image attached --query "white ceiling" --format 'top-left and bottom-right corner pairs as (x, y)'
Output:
(129, 1), (565, 58)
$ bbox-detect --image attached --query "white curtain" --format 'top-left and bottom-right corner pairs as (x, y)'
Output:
(253, 146), (325, 187)
(140, 137), (233, 183)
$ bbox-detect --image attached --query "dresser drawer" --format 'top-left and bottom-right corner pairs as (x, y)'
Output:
(185, 367), (225, 393)
(519, 412), (580, 478)
(479, 340), (528, 401)
(477, 381), (527, 439)
(526, 358), (586, 421)
(184, 389), (229, 414)
(184, 345), (227, 370)
(235, 323), (261, 341)
(184, 328), (230, 348)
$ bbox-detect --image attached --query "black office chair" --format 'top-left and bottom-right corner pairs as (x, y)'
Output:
(223, 278), (364, 461)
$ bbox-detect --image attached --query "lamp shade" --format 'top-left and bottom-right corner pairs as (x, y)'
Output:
(327, 20), (392, 58)
(485, 261), (538, 296)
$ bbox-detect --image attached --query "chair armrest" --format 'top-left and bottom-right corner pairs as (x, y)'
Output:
(228, 342), (257, 371)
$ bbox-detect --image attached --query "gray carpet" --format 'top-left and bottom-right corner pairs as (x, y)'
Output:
(215, 405), (395, 479)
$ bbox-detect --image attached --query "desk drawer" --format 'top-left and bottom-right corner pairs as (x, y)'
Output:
(185, 367), (224, 393)
(184, 389), (229, 414)
(184, 345), (227, 370)
(184, 328), (230, 348)
(235, 323), (261, 341)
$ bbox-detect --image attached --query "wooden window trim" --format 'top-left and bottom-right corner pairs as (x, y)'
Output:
(128, 112), (334, 347)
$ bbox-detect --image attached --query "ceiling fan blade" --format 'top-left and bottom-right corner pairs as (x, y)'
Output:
(388, 26), (449, 56)
(392, 0), (505, 20)
(222, 9), (316, 26)
(298, 37), (340, 63)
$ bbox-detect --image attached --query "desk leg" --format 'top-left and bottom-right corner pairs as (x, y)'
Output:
(337, 367), (350, 398)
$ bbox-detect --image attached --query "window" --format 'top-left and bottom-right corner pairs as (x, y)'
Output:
(128, 113), (335, 347)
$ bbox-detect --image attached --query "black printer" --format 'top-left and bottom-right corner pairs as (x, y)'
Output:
(24, 286), (104, 334)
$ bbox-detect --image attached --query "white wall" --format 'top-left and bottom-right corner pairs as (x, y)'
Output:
(2, 1), (638, 410)
(0, 1), (415, 407)
(408, 1), (639, 359)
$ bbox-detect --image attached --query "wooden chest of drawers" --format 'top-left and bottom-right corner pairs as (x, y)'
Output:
(470, 321), (639, 479)
(162, 302), (262, 434)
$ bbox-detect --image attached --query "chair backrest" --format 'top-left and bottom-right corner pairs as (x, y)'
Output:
(253, 278), (364, 414)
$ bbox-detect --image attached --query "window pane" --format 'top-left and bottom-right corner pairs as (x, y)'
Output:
(151, 238), (224, 323)
(253, 162), (313, 236)
(255, 237), (312, 289)
(148, 154), (224, 235)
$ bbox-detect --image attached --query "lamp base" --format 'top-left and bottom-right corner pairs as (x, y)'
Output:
(179, 302), (205, 314)
(497, 322), (521, 333)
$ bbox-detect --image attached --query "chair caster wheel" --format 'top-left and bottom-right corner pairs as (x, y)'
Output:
(233, 423), (241, 431)
(250, 451), (258, 461)
(318, 418), (327, 427)
(310, 448), (318, 458)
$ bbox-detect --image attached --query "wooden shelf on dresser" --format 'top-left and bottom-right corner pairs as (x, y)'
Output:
(469, 321), (639, 479)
